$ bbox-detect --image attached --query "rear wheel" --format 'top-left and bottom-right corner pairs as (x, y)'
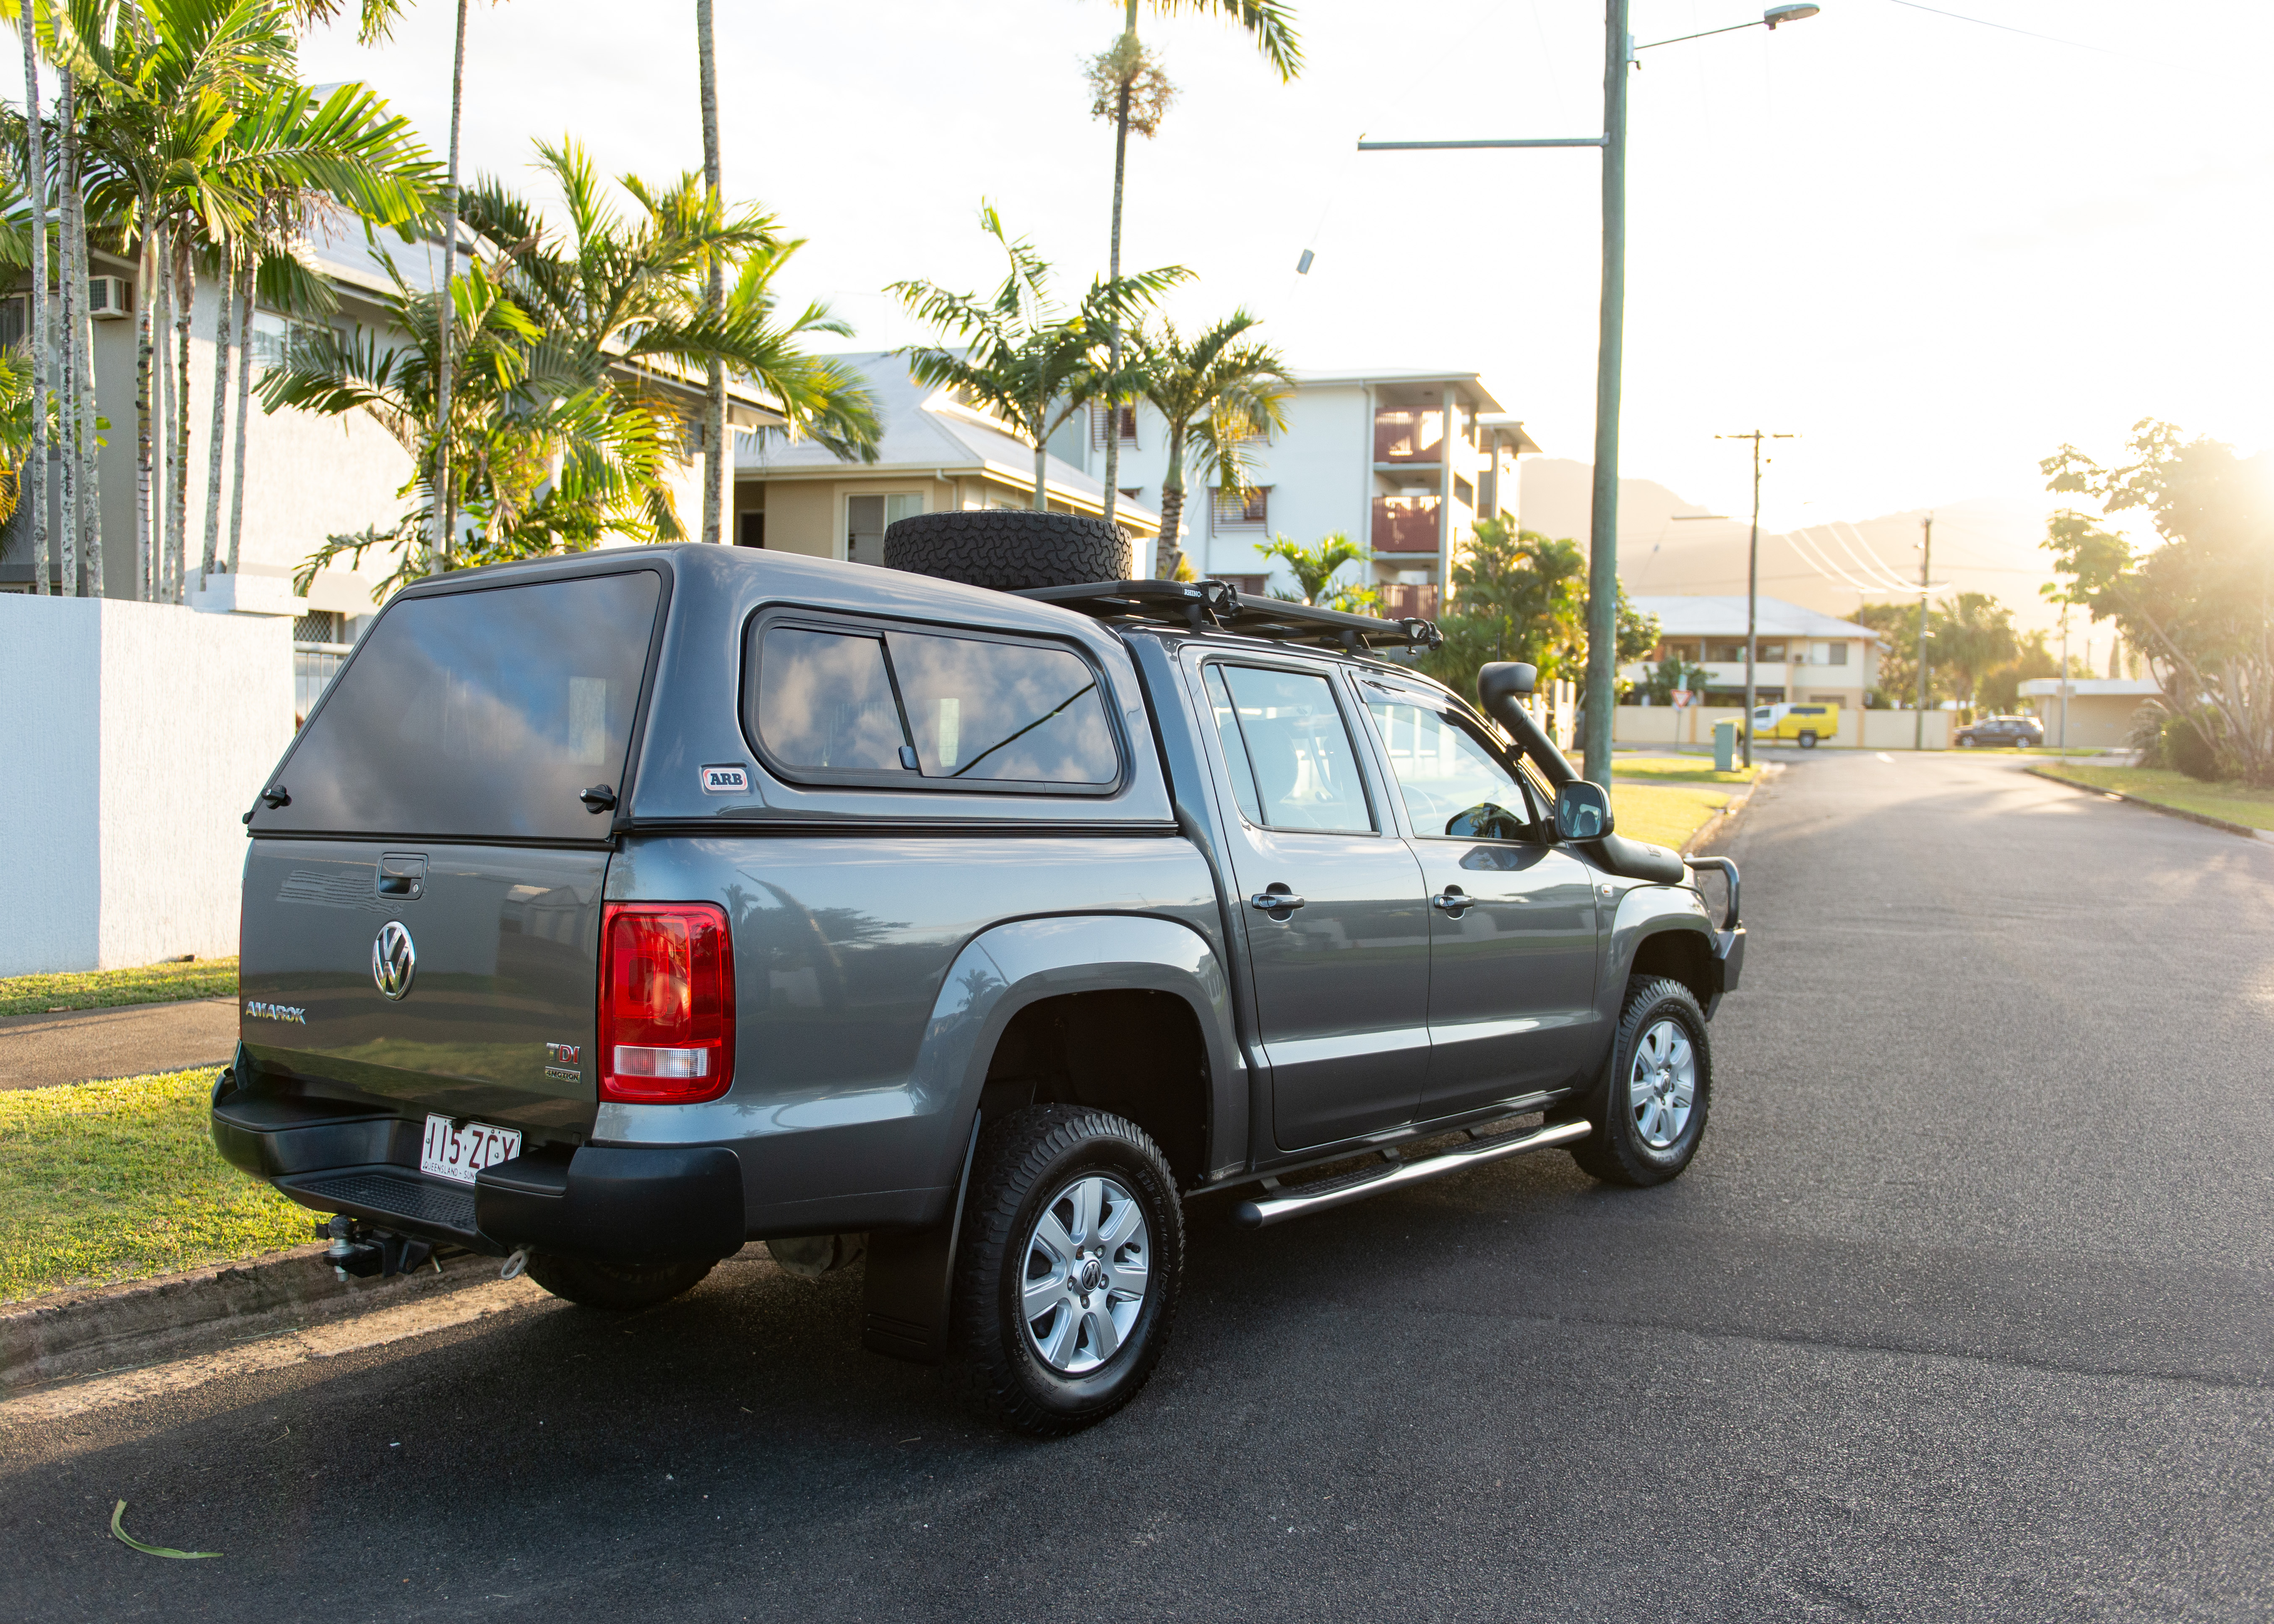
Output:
(1798, 731), (1818, 749)
(949, 1105), (1183, 1435)
(524, 1253), (716, 1310)
(1569, 977), (1712, 1188)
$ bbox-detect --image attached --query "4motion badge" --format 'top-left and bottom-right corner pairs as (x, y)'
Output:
(544, 1041), (582, 1083)
(372, 920), (417, 999)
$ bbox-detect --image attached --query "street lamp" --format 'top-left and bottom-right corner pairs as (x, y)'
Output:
(1360, 4), (1821, 782)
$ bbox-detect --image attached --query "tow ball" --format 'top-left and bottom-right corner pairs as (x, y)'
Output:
(320, 1215), (434, 1281)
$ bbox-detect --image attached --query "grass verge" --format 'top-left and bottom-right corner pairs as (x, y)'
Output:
(1611, 781), (1737, 851)
(2031, 765), (2274, 834)
(1612, 754), (1760, 787)
(0, 1067), (311, 1304)
(0, 958), (239, 1018)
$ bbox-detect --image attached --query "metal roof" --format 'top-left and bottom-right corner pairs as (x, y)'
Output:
(1634, 594), (1882, 642)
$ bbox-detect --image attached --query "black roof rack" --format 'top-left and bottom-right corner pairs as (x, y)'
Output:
(1014, 578), (1444, 654)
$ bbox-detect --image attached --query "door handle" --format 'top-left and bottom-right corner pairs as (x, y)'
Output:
(1432, 887), (1474, 916)
(1249, 888), (1305, 914)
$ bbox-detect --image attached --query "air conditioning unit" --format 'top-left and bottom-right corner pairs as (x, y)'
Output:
(88, 276), (131, 319)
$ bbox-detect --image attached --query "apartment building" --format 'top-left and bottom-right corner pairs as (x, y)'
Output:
(1044, 368), (1537, 617)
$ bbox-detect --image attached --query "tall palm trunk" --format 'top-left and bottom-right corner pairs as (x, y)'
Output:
(1155, 425), (1186, 570)
(1099, 0), (1137, 540)
(18, 0), (47, 596)
(431, 0), (468, 575)
(697, 0), (725, 547)
(70, 148), (98, 597)
(150, 228), (170, 602)
(199, 244), (232, 589)
(55, 69), (76, 596)
(134, 220), (154, 600)
(169, 237), (192, 603)
(226, 251), (253, 574)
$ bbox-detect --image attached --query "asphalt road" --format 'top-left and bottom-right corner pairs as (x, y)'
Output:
(0, 999), (237, 1090)
(6, 753), (2271, 1621)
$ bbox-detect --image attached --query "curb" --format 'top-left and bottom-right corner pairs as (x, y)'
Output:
(2025, 766), (2274, 846)
(2, 1241), (501, 1394)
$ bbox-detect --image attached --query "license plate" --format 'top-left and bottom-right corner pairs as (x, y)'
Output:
(419, 1115), (523, 1186)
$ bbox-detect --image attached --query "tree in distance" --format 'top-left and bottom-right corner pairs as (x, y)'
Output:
(1129, 310), (1291, 577)
(891, 200), (1187, 513)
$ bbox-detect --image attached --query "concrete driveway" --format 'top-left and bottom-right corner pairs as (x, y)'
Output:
(3, 753), (2268, 1620)
(0, 998), (236, 1090)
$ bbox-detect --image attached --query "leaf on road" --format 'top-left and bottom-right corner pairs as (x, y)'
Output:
(111, 1500), (222, 1559)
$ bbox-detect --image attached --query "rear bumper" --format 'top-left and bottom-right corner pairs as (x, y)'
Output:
(211, 1066), (742, 1263)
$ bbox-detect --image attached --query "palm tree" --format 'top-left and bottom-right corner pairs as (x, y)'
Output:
(1259, 530), (1373, 611)
(260, 251), (669, 594)
(15, 0), (47, 594)
(461, 138), (880, 533)
(1087, 0), (1299, 529)
(891, 200), (1185, 513)
(695, 0), (724, 546)
(1128, 309), (1289, 576)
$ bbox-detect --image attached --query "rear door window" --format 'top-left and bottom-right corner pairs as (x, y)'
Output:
(748, 619), (1120, 790)
(255, 570), (661, 841)
(1207, 664), (1374, 833)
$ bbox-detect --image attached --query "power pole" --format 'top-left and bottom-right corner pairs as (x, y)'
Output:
(2058, 605), (2071, 749)
(1914, 514), (1933, 750)
(1716, 430), (1795, 770)
(1580, 0), (1631, 783)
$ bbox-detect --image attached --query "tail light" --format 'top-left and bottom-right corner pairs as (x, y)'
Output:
(599, 902), (735, 1103)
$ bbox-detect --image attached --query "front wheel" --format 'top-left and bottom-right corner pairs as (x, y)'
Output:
(950, 1105), (1183, 1436)
(1569, 977), (1713, 1187)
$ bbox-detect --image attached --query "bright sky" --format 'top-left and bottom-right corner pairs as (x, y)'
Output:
(302, 0), (2274, 567)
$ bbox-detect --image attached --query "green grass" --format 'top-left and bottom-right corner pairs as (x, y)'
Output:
(2034, 765), (2274, 833)
(0, 957), (238, 1018)
(1611, 781), (1737, 851)
(0, 1067), (312, 1303)
(1611, 754), (1761, 787)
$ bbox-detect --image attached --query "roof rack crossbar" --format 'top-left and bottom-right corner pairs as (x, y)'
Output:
(1015, 579), (1445, 653)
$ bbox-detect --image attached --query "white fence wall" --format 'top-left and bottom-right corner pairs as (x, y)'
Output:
(0, 595), (293, 975)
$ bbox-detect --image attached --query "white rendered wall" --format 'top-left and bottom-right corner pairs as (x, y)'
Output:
(0, 594), (292, 975)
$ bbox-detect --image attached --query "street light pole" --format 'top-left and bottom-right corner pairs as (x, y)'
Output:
(1357, 4), (1819, 784)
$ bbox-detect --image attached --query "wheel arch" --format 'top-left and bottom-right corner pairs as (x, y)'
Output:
(910, 914), (1246, 1199)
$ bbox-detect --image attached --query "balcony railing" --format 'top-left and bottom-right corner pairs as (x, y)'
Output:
(1379, 583), (1440, 621)
(1372, 495), (1441, 553)
(1373, 409), (1443, 464)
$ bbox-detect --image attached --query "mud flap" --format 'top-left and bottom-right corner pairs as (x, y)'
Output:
(860, 1116), (981, 1365)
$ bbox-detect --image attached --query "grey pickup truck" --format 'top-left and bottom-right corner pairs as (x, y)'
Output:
(214, 517), (1742, 1434)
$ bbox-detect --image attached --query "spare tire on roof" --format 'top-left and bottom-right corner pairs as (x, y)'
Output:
(883, 509), (1133, 591)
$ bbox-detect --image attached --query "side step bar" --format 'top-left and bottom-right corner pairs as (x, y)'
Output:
(1231, 1118), (1593, 1229)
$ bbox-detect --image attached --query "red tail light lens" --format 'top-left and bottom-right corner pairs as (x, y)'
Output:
(599, 902), (735, 1103)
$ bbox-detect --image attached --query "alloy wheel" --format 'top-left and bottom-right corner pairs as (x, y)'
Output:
(1021, 1174), (1150, 1374)
(1628, 1018), (1697, 1150)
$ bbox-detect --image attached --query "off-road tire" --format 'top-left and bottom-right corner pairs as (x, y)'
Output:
(948, 1104), (1183, 1436)
(1568, 976), (1713, 1188)
(884, 510), (1132, 591)
(523, 1252), (716, 1310)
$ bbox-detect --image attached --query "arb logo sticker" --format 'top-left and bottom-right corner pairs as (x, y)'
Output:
(700, 763), (751, 795)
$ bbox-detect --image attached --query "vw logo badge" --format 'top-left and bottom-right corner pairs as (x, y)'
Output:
(372, 920), (417, 1000)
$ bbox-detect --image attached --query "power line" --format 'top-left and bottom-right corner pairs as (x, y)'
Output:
(1875, 0), (2211, 77)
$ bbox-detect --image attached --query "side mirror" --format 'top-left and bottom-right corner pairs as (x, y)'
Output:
(1555, 780), (1614, 842)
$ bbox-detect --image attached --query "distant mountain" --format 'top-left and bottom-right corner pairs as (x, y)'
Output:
(1516, 458), (2067, 635)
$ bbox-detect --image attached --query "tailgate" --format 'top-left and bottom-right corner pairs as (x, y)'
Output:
(240, 838), (607, 1134)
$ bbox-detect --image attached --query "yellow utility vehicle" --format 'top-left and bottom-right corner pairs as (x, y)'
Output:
(1748, 701), (1839, 748)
